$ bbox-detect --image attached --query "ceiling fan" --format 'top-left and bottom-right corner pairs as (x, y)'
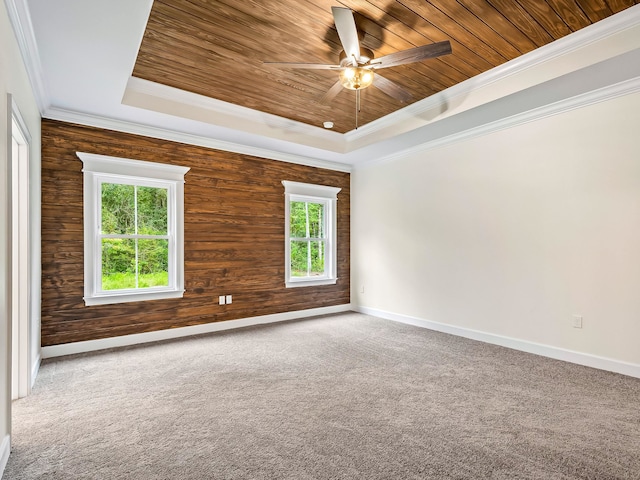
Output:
(264, 6), (452, 105)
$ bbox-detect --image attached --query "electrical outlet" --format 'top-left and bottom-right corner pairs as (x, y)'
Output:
(360, 285), (364, 294)
(218, 295), (226, 305)
(572, 315), (583, 329)
(226, 295), (232, 304)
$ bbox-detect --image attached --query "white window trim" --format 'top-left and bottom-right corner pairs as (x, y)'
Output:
(77, 152), (190, 306)
(282, 180), (341, 288)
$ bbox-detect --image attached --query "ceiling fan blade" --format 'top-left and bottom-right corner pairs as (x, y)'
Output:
(263, 62), (341, 70)
(373, 74), (413, 103)
(332, 7), (360, 64)
(371, 41), (452, 69)
(319, 79), (344, 104)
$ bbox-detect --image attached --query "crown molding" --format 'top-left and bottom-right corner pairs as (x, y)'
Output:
(345, 4), (640, 146)
(123, 76), (346, 153)
(44, 107), (352, 173)
(355, 66), (640, 169)
(4, 0), (49, 113)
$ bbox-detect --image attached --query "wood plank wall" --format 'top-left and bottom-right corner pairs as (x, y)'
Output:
(41, 119), (350, 346)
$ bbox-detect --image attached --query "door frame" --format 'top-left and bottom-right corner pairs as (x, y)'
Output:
(8, 94), (31, 400)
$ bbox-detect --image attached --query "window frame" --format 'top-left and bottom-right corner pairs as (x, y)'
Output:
(78, 152), (190, 306)
(282, 181), (341, 288)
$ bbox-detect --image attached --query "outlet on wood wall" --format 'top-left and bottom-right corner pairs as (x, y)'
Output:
(41, 119), (350, 346)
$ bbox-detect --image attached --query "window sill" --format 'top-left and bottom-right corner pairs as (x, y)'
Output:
(84, 289), (184, 306)
(285, 278), (337, 288)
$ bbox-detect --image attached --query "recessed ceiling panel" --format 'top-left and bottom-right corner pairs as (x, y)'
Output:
(132, 0), (637, 134)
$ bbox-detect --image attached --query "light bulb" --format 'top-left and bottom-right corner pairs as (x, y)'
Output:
(343, 68), (356, 80)
(339, 67), (374, 90)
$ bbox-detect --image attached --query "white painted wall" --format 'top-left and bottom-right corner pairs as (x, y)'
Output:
(0, 0), (41, 473)
(352, 91), (640, 368)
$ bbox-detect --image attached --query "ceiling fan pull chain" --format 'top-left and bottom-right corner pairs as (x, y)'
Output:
(355, 89), (359, 130)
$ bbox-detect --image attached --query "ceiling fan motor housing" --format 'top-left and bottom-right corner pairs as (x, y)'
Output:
(339, 48), (374, 66)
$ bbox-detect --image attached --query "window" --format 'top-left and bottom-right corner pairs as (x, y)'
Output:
(282, 181), (341, 287)
(78, 152), (189, 305)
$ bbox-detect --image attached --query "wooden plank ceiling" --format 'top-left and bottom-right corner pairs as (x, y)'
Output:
(133, 0), (637, 134)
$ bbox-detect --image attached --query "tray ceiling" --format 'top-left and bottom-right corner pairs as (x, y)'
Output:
(132, 0), (638, 133)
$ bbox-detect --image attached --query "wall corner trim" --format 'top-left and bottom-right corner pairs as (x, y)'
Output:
(41, 304), (353, 359)
(30, 353), (41, 389)
(0, 434), (10, 478)
(354, 306), (640, 379)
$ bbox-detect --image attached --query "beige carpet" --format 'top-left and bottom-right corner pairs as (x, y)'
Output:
(5, 313), (640, 479)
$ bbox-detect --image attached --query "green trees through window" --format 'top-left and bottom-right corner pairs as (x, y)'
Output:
(282, 180), (339, 288)
(289, 201), (326, 277)
(101, 183), (169, 290)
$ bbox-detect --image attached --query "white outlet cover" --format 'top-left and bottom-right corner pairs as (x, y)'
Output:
(219, 295), (226, 305)
(572, 315), (583, 328)
(226, 295), (232, 304)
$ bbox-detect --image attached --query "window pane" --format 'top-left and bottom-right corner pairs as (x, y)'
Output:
(137, 186), (168, 235)
(283, 182), (339, 287)
(290, 201), (307, 238)
(138, 239), (169, 287)
(290, 240), (309, 277)
(310, 240), (326, 276)
(102, 238), (136, 290)
(308, 202), (324, 239)
(101, 183), (135, 234)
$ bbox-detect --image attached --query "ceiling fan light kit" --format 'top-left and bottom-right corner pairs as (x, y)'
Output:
(340, 67), (374, 90)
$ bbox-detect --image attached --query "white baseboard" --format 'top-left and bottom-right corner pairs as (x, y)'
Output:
(356, 306), (640, 379)
(42, 304), (352, 359)
(0, 435), (10, 479)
